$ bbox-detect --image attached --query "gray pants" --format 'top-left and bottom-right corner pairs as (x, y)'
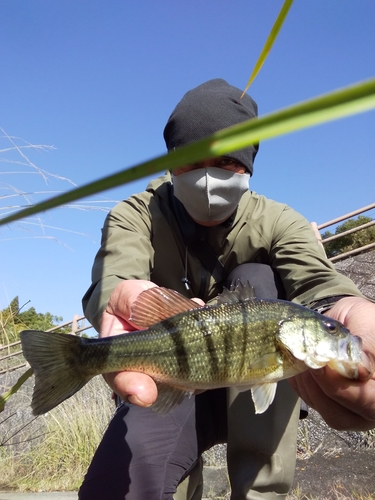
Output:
(176, 382), (300, 500)
(175, 264), (301, 500)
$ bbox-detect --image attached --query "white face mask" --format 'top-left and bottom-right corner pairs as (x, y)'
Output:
(172, 167), (250, 222)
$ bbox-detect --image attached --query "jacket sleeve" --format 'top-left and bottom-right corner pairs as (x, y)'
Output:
(82, 192), (154, 331)
(267, 204), (364, 306)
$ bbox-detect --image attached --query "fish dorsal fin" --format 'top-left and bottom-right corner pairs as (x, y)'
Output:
(129, 287), (201, 329)
(251, 382), (278, 414)
(214, 280), (256, 305)
(150, 382), (191, 415)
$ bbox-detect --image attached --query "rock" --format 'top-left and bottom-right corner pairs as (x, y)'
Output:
(202, 466), (229, 499)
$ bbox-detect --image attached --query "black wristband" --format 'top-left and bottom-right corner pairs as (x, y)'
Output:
(310, 295), (349, 314)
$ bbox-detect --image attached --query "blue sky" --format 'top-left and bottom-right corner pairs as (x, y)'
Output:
(1, 0), (374, 323)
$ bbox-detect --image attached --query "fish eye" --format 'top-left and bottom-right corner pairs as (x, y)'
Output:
(324, 321), (339, 334)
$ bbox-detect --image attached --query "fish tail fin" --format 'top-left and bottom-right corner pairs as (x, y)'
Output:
(20, 330), (92, 416)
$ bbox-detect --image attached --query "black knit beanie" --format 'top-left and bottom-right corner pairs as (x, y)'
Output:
(163, 79), (259, 175)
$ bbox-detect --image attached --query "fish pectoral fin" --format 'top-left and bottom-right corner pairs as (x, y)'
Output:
(129, 287), (202, 328)
(150, 383), (191, 415)
(251, 382), (278, 414)
(249, 352), (283, 370)
(213, 280), (256, 305)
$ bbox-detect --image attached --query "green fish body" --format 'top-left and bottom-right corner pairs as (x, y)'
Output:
(20, 284), (362, 416)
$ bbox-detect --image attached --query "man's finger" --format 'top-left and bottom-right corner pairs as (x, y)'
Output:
(105, 371), (158, 407)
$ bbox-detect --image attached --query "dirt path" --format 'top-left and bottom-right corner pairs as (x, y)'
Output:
(292, 449), (375, 498)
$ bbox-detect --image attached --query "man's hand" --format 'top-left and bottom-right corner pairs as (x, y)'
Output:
(289, 296), (375, 431)
(100, 280), (159, 408)
(100, 280), (205, 407)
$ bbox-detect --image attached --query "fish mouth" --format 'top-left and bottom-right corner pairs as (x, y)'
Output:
(327, 335), (363, 379)
(302, 335), (363, 379)
(327, 359), (359, 379)
(339, 335), (362, 363)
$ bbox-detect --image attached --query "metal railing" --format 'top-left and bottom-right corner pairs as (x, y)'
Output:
(0, 315), (93, 375)
(316, 202), (375, 262)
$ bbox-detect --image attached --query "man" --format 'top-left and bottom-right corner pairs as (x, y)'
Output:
(80, 79), (375, 499)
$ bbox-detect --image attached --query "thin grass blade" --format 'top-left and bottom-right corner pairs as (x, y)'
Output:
(241, 0), (294, 97)
(0, 367), (33, 412)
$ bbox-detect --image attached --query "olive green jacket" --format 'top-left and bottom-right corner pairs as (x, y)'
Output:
(83, 173), (362, 331)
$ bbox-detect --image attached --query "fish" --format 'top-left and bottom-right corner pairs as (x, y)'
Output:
(20, 283), (363, 417)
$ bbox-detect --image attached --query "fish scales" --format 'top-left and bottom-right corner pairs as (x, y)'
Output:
(20, 284), (364, 416)
(75, 300), (301, 387)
